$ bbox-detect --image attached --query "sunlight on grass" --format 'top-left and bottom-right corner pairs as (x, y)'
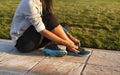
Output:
(0, 0), (120, 50)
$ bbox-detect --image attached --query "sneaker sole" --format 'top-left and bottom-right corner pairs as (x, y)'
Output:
(43, 48), (67, 57)
(67, 51), (91, 57)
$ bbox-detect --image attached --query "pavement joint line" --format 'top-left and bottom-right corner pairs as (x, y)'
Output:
(0, 48), (15, 63)
(24, 56), (46, 75)
(80, 50), (94, 75)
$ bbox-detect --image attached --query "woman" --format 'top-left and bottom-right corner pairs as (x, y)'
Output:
(10, 0), (90, 57)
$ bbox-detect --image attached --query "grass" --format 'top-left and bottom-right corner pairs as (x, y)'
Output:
(0, 0), (19, 39)
(0, 0), (120, 50)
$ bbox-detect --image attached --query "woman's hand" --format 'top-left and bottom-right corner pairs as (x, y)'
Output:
(65, 41), (80, 54)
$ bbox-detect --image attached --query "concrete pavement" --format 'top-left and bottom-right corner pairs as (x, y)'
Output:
(0, 39), (120, 75)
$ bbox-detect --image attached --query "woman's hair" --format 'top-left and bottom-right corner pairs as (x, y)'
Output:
(41, 0), (53, 13)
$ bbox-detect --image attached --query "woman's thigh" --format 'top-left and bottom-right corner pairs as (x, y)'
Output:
(15, 26), (44, 52)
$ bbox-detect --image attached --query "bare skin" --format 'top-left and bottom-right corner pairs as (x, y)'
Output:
(66, 32), (80, 46)
(40, 25), (80, 53)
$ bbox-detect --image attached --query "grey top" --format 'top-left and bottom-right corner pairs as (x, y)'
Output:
(10, 0), (45, 45)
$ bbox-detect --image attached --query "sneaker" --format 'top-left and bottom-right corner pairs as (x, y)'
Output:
(67, 45), (91, 57)
(43, 44), (67, 57)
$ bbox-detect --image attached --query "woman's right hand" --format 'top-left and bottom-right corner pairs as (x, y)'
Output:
(65, 41), (80, 54)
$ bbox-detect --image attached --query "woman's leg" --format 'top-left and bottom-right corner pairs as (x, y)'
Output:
(51, 25), (73, 44)
(42, 12), (73, 44)
(15, 26), (48, 53)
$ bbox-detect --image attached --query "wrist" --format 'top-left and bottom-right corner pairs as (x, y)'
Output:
(63, 40), (74, 47)
(62, 40), (68, 46)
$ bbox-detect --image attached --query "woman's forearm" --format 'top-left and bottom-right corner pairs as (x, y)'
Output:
(40, 29), (67, 45)
(40, 29), (79, 53)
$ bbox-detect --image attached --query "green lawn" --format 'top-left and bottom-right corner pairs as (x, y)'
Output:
(0, 0), (120, 50)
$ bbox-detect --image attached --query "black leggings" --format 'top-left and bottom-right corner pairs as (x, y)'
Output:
(15, 13), (59, 53)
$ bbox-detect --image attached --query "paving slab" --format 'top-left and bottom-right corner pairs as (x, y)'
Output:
(27, 48), (92, 75)
(0, 39), (12, 44)
(27, 56), (85, 75)
(0, 39), (45, 75)
(0, 39), (14, 53)
(87, 49), (120, 67)
(83, 64), (120, 75)
(0, 55), (45, 75)
(0, 39), (92, 75)
(83, 49), (120, 75)
(0, 40), (46, 75)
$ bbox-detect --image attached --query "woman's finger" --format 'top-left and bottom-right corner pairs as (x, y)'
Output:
(71, 48), (80, 54)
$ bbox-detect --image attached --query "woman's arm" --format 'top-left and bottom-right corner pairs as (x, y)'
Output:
(40, 29), (80, 53)
(40, 29), (66, 45)
(66, 32), (80, 46)
(22, 0), (45, 32)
